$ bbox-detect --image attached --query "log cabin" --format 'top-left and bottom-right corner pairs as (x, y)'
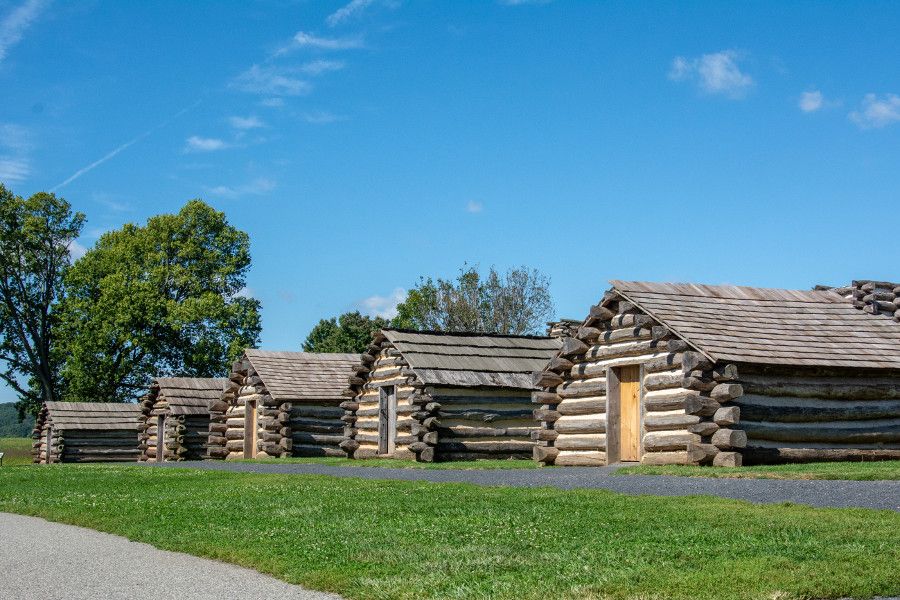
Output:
(32, 402), (142, 463)
(532, 280), (900, 467)
(139, 377), (226, 461)
(209, 350), (359, 460)
(340, 329), (562, 462)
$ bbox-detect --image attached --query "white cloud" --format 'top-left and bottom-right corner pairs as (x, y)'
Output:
(466, 200), (483, 213)
(260, 97), (285, 108)
(230, 64), (313, 96)
(849, 93), (900, 129)
(277, 31), (364, 55)
(300, 59), (346, 75)
(302, 110), (344, 124)
(358, 288), (406, 319)
(669, 50), (754, 99)
(228, 115), (264, 130)
(0, 157), (29, 181)
(207, 177), (276, 199)
(67, 239), (88, 260)
(499, 0), (553, 4)
(799, 90), (824, 113)
(0, 0), (48, 64)
(327, 0), (376, 27)
(233, 286), (255, 299)
(185, 136), (228, 152)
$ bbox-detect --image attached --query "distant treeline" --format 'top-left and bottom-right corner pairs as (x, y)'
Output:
(0, 403), (34, 437)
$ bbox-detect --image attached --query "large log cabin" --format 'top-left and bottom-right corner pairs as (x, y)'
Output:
(32, 402), (142, 463)
(209, 350), (359, 460)
(340, 329), (561, 462)
(532, 280), (900, 467)
(139, 377), (226, 462)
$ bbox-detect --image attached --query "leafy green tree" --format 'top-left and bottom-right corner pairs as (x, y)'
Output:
(57, 200), (261, 403)
(393, 264), (554, 335)
(303, 311), (389, 354)
(0, 185), (84, 417)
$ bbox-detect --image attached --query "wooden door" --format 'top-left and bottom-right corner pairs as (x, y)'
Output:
(618, 365), (641, 461)
(378, 386), (397, 454)
(244, 399), (258, 459)
(156, 415), (165, 461)
(45, 426), (52, 464)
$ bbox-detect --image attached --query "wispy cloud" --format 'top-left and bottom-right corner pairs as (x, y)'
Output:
(302, 110), (345, 124)
(67, 239), (88, 260)
(499, 0), (553, 5)
(466, 200), (483, 213)
(357, 287), (406, 319)
(0, 0), (48, 64)
(849, 93), (900, 129)
(798, 90), (824, 113)
(0, 122), (32, 182)
(276, 31), (364, 56)
(185, 136), (229, 152)
(669, 50), (754, 99)
(52, 99), (201, 191)
(233, 286), (256, 299)
(260, 97), (285, 108)
(300, 59), (346, 75)
(327, 0), (376, 27)
(230, 64), (313, 96)
(228, 115), (264, 130)
(207, 177), (276, 199)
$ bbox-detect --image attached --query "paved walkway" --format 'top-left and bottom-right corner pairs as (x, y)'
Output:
(148, 461), (900, 511)
(0, 512), (341, 600)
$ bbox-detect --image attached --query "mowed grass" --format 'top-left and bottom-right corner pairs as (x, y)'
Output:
(243, 456), (538, 469)
(618, 460), (900, 481)
(0, 466), (897, 600)
(0, 437), (32, 466)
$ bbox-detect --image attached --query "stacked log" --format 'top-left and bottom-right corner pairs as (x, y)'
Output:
(533, 294), (745, 467)
(851, 280), (900, 321)
(735, 366), (900, 464)
(341, 335), (422, 460)
(208, 378), (232, 459)
(31, 409), (61, 464)
(545, 320), (581, 339)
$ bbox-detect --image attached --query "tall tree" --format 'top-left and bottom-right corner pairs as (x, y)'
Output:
(303, 311), (389, 354)
(57, 200), (261, 403)
(0, 185), (84, 417)
(393, 264), (554, 335)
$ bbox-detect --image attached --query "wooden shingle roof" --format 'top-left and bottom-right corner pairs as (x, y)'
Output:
(245, 350), (359, 401)
(155, 377), (226, 415)
(610, 280), (900, 370)
(383, 329), (561, 388)
(42, 401), (143, 431)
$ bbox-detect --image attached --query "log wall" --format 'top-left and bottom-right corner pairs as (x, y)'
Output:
(32, 418), (61, 464)
(139, 397), (210, 462)
(534, 296), (746, 467)
(735, 366), (900, 463)
(60, 430), (142, 462)
(851, 280), (900, 321)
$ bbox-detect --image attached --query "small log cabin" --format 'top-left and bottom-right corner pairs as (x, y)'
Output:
(32, 402), (142, 463)
(533, 280), (900, 467)
(209, 350), (359, 460)
(139, 377), (226, 461)
(341, 329), (562, 462)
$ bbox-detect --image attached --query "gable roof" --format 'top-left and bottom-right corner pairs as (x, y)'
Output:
(382, 329), (561, 388)
(42, 402), (143, 431)
(154, 377), (226, 415)
(609, 280), (900, 370)
(245, 350), (359, 401)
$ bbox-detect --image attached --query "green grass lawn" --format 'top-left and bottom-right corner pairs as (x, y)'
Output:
(242, 456), (538, 469)
(617, 460), (900, 481)
(0, 465), (897, 600)
(0, 437), (32, 466)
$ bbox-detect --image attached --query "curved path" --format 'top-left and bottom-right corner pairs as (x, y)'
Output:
(150, 461), (900, 511)
(0, 512), (341, 600)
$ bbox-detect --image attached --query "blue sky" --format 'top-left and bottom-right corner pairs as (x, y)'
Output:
(2, 1), (900, 402)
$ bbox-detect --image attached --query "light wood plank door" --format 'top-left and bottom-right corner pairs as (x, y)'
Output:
(618, 365), (641, 461)
(244, 399), (258, 459)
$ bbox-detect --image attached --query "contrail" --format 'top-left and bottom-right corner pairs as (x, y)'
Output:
(50, 98), (202, 192)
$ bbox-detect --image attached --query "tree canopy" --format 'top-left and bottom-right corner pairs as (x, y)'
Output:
(303, 311), (389, 354)
(0, 185), (84, 417)
(393, 264), (554, 335)
(57, 200), (261, 403)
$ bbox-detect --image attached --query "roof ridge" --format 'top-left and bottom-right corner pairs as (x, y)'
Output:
(382, 328), (555, 340)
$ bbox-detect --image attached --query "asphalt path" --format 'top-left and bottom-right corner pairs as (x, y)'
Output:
(0, 512), (341, 600)
(147, 461), (900, 511)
